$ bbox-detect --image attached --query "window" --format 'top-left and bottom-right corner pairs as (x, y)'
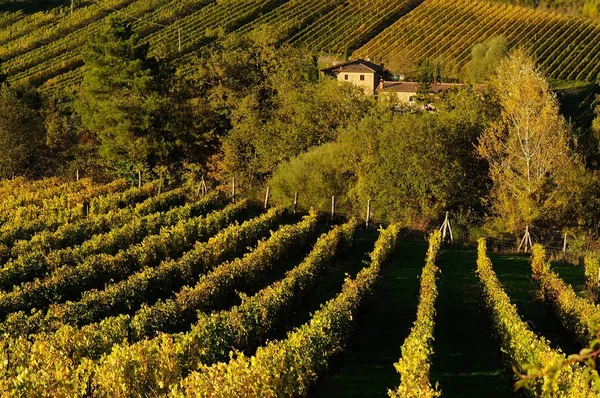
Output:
(360, 75), (365, 81)
(344, 74), (349, 80)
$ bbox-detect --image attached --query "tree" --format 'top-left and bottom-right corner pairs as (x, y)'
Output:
(343, 89), (492, 229)
(477, 49), (583, 232)
(0, 86), (46, 178)
(464, 35), (508, 83)
(44, 92), (102, 179)
(194, 31), (373, 191)
(75, 16), (172, 180)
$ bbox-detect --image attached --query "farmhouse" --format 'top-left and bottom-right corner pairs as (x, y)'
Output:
(321, 59), (470, 104)
(320, 59), (384, 96)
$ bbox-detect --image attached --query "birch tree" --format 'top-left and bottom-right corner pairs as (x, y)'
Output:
(478, 50), (579, 231)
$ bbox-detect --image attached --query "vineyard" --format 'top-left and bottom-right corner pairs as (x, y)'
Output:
(0, 176), (598, 396)
(356, 0), (600, 81)
(2, 0), (600, 92)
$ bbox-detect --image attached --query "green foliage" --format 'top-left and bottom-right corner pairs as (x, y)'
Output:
(270, 142), (355, 213)
(75, 16), (172, 178)
(0, 86), (47, 178)
(465, 35), (508, 83)
(195, 32), (373, 188)
(347, 89), (492, 228)
(172, 223), (402, 396)
(476, 238), (598, 396)
(584, 252), (600, 299)
(389, 231), (441, 398)
(478, 50), (586, 232)
(531, 244), (600, 346)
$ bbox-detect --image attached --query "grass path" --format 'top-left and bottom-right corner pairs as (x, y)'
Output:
(430, 247), (516, 397)
(310, 238), (427, 397)
(552, 260), (586, 296)
(492, 253), (581, 355)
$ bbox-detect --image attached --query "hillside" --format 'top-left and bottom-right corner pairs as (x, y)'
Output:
(1, 0), (600, 92)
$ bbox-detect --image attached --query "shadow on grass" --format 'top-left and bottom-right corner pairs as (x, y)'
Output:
(491, 252), (581, 356)
(430, 247), (517, 397)
(310, 238), (428, 398)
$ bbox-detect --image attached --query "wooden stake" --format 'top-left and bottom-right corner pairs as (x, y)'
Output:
(196, 175), (207, 199)
(331, 195), (336, 222)
(366, 199), (371, 228)
(562, 233), (567, 257)
(158, 177), (163, 196)
(76, 169), (79, 181)
(138, 170), (142, 188)
(293, 191), (298, 216)
(518, 226), (532, 252)
(71, 0), (74, 15)
(439, 211), (453, 243)
(232, 177), (236, 202)
(264, 186), (270, 209)
(178, 29), (182, 52)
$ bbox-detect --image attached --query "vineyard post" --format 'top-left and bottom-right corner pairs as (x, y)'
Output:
(138, 170), (142, 188)
(293, 191), (298, 216)
(76, 169), (79, 181)
(232, 177), (236, 202)
(439, 211), (453, 243)
(264, 186), (270, 209)
(518, 226), (532, 252)
(562, 233), (567, 258)
(158, 176), (163, 196)
(195, 175), (207, 199)
(331, 195), (336, 222)
(366, 199), (371, 228)
(178, 29), (182, 53)
(71, 0), (74, 15)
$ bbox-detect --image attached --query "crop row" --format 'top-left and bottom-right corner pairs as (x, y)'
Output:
(290, 0), (418, 54)
(584, 253), (599, 299)
(355, 0), (600, 82)
(0, 179), (133, 257)
(0, 177), (93, 219)
(0, 0), (97, 44)
(8, 187), (188, 263)
(530, 245), (600, 347)
(46, 205), (292, 334)
(0, 207), (300, 394)
(168, 223), (401, 396)
(389, 230), (441, 398)
(0, 180), (155, 261)
(11, 0), (280, 87)
(0, 0), (139, 63)
(90, 215), (352, 396)
(476, 238), (594, 396)
(4, 0), (189, 78)
(0, 199), (247, 322)
(0, 190), (219, 293)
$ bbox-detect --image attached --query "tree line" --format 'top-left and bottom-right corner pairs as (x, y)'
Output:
(3, 17), (600, 239)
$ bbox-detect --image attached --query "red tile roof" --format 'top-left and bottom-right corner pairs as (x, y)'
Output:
(321, 59), (383, 74)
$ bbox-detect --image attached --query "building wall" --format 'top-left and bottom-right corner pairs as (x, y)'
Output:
(337, 72), (377, 95)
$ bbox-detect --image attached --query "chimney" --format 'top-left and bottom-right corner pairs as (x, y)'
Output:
(378, 77), (384, 91)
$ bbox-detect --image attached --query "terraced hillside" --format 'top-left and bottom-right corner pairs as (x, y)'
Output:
(2, 0), (600, 92)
